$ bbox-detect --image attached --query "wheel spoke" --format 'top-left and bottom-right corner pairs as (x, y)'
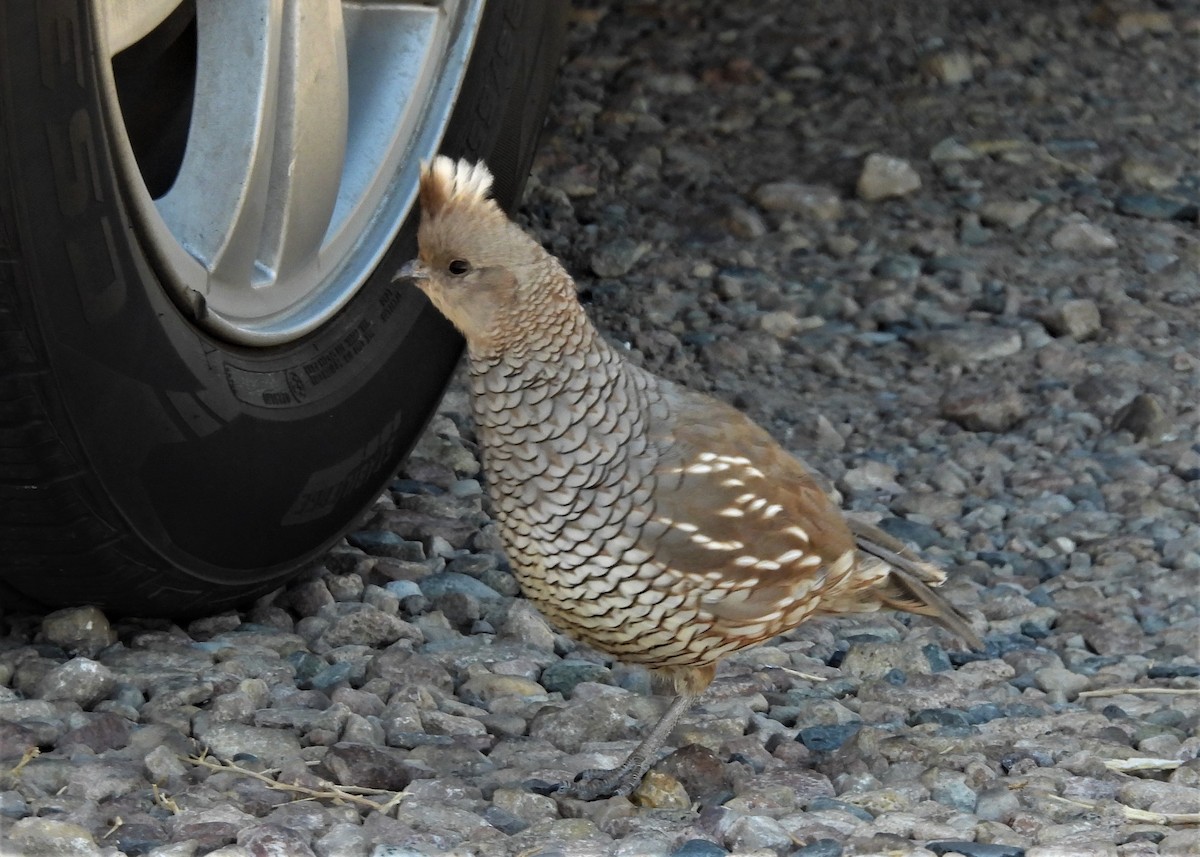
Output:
(97, 0), (185, 54)
(156, 0), (349, 288)
(257, 1), (349, 283)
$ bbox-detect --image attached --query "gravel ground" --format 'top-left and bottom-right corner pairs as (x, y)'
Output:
(3, 1), (1199, 856)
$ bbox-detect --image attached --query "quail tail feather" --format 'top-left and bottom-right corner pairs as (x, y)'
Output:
(848, 517), (983, 649)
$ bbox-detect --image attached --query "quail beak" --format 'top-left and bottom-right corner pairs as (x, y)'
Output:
(394, 259), (430, 285)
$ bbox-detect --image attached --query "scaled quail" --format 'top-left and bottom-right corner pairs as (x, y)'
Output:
(396, 157), (981, 800)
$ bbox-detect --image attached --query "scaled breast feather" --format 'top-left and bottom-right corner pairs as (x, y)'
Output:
(419, 156), (496, 219)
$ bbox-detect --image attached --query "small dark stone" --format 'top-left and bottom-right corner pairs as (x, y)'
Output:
(391, 478), (441, 495)
(1000, 749), (1053, 772)
(418, 572), (504, 603)
(876, 516), (944, 549)
(922, 644), (952, 673)
(826, 649), (847, 668)
(927, 841), (1026, 857)
(882, 668), (907, 686)
(805, 796), (873, 821)
(1148, 663), (1200, 679)
(949, 648), (991, 666)
(671, 840), (729, 857)
(0, 790), (28, 819)
(1019, 621), (1049, 639)
(347, 530), (425, 560)
(977, 550), (1019, 568)
(1026, 586), (1056, 607)
(307, 662), (356, 692)
(482, 804), (529, 835)
(1102, 704), (1129, 720)
(287, 652), (327, 686)
(522, 778), (563, 796)
(1120, 828), (1167, 844)
(965, 703), (1003, 724)
(873, 254), (922, 280)
(539, 660), (614, 696)
(940, 381), (1027, 432)
(1009, 672), (1039, 691)
(1140, 613), (1169, 634)
(909, 707), (971, 728)
(797, 723), (861, 752)
(324, 742), (412, 791)
(1075, 656), (1123, 676)
(1115, 192), (1195, 221)
(105, 821), (166, 856)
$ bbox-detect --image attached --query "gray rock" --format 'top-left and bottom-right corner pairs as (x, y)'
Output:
(40, 606), (116, 657)
(527, 696), (634, 754)
(591, 237), (646, 278)
(1112, 394), (1170, 442)
(419, 571), (504, 603)
(316, 604), (424, 643)
(1046, 298), (1102, 340)
(459, 673), (547, 707)
(540, 659), (614, 696)
(499, 601), (557, 650)
(1033, 666), (1090, 701)
(927, 843), (1024, 857)
(973, 785), (1021, 823)
(1116, 193), (1195, 221)
(1050, 220), (1118, 253)
(56, 711), (131, 752)
(314, 823), (372, 857)
(3, 817), (106, 857)
(929, 137), (980, 162)
(491, 786), (559, 826)
(35, 657), (116, 709)
(347, 530), (426, 560)
(857, 154), (922, 201)
(143, 744), (188, 783)
(940, 381), (1028, 432)
(752, 182), (843, 220)
(921, 51), (973, 84)
(193, 722), (303, 766)
(238, 824), (316, 857)
(723, 814), (792, 852)
(839, 461), (903, 495)
(669, 841), (728, 857)
(324, 742), (412, 791)
(652, 743), (732, 804)
(979, 198), (1041, 230)
(910, 324), (1022, 363)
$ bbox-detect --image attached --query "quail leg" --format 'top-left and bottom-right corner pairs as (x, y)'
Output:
(559, 692), (697, 800)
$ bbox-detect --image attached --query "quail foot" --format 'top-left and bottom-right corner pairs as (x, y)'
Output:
(396, 156), (982, 800)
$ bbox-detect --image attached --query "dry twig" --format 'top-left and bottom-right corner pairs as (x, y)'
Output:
(4, 746), (39, 780)
(182, 752), (406, 815)
(1078, 687), (1200, 699)
(152, 784), (180, 815)
(1037, 792), (1200, 826)
(1103, 757), (1183, 773)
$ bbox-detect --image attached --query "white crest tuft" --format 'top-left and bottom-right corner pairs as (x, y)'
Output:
(419, 156), (495, 217)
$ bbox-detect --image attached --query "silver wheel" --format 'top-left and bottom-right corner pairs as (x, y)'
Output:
(93, 0), (485, 345)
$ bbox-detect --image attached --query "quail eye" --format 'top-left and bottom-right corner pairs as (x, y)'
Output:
(447, 259), (471, 276)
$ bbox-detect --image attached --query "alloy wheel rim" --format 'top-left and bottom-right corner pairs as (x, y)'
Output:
(93, 0), (485, 345)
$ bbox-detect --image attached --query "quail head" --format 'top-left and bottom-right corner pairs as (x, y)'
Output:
(397, 156), (981, 800)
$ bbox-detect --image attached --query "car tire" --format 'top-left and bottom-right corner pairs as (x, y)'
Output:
(0, 0), (567, 616)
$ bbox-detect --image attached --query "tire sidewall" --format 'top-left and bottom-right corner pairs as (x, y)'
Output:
(0, 0), (564, 614)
